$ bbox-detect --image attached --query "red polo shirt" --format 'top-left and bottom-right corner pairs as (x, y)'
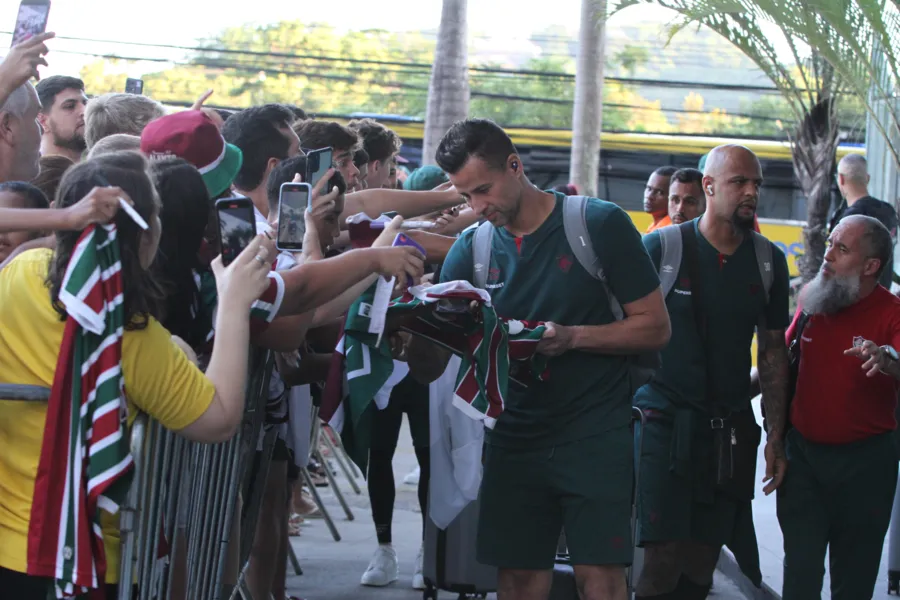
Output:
(787, 285), (900, 444)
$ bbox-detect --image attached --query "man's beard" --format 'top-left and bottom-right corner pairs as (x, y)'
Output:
(803, 270), (862, 315)
(54, 131), (86, 153)
(730, 209), (755, 231)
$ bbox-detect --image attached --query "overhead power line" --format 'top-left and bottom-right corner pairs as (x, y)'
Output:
(26, 32), (785, 93)
(51, 48), (794, 124)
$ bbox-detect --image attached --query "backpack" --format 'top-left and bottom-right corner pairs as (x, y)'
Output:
(470, 195), (660, 391)
(655, 222), (776, 347)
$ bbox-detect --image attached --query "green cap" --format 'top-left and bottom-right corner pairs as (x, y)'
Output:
(404, 165), (449, 191)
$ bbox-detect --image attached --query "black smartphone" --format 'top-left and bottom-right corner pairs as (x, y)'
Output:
(276, 182), (311, 252)
(11, 0), (50, 47)
(215, 196), (257, 267)
(125, 78), (144, 95)
(305, 147), (334, 194)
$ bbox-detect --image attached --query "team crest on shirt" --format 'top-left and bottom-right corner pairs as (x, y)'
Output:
(749, 283), (760, 295)
(487, 267), (501, 282)
(558, 254), (574, 273)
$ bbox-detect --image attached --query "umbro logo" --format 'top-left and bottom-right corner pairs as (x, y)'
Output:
(662, 265), (674, 273)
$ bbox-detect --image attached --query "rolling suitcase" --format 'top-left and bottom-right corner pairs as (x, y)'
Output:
(423, 491), (497, 599)
(549, 406), (647, 599)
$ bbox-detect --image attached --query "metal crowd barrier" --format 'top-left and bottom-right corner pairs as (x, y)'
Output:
(0, 344), (278, 600)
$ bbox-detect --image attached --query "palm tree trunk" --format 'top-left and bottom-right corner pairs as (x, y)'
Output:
(793, 95), (840, 282)
(422, 0), (470, 166)
(570, 0), (608, 197)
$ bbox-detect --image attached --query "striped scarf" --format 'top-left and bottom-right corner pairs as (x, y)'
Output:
(321, 281), (550, 437)
(28, 225), (134, 598)
(394, 283), (549, 428)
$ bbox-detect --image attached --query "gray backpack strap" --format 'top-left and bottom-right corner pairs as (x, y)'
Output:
(751, 230), (774, 348)
(562, 195), (625, 319)
(472, 220), (494, 290)
(562, 195), (602, 280)
(657, 225), (683, 298)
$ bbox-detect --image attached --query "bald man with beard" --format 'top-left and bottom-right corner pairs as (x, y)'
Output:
(780, 214), (900, 600)
(634, 145), (791, 599)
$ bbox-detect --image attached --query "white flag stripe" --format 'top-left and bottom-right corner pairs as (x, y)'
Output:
(81, 331), (123, 376)
(89, 429), (122, 456)
(87, 455), (132, 495)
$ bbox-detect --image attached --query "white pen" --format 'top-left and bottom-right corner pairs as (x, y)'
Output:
(94, 174), (149, 230)
(117, 197), (149, 230)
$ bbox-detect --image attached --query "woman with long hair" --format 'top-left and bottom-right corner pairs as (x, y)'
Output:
(0, 150), (272, 599)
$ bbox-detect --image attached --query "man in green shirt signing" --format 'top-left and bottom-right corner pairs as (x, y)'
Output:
(408, 118), (671, 600)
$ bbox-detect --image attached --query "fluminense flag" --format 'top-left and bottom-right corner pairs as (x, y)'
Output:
(27, 224), (134, 598)
(320, 281), (550, 472)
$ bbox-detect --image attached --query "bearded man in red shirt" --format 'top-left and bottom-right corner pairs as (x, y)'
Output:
(780, 214), (900, 599)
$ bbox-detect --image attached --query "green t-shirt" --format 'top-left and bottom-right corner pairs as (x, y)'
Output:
(637, 220), (790, 414)
(439, 192), (660, 448)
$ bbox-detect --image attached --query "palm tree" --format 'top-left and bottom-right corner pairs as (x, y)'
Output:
(614, 0), (846, 281)
(571, 0), (609, 197)
(422, 0), (470, 166)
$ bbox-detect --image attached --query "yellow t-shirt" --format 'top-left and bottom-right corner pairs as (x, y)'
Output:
(0, 249), (215, 582)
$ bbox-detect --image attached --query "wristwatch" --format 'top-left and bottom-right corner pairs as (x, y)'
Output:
(881, 345), (900, 362)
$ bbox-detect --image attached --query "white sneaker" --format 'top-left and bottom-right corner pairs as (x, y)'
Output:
(412, 542), (426, 590)
(360, 544), (399, 587)
(403, 466), (420, 485)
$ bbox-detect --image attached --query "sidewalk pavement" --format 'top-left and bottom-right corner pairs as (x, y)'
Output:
(287, 418), (748, 599)
(720, 398), (897, 600)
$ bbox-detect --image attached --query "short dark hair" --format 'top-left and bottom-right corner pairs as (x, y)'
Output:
(266, 155), (307, 215)
(353, 148), (369, 168)
(32, 155), (75, 204)
(35, 75), (85, 112)
(293, 120), (360, 154)
(214, 108), (235, 123)
(285, 105), (308, 122)
(49, 151), (163, 329)
(670, 168), (703, 186)
(0, 181), (50, 209)
(265, 155), (346, 215)
(222, 104), (295, 190)
(652, 166), (678, 178)
(347, 118), (402, 164)
(435, 118), (517, 175)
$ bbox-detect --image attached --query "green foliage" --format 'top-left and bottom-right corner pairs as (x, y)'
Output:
(78, 18), (835, 137)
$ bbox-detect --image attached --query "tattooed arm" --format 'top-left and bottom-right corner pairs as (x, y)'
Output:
(757, 328), (790, 494)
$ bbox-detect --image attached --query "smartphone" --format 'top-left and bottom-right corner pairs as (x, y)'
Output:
(276, 182), (310, 251)
(393, 232), (426, 288)
(215, 196), (257, 267)
(125, 78), (144, 95)
(11, 0), (50, 47)
(306, 147), (334, 194)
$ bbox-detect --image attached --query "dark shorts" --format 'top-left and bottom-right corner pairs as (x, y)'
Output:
(636, 414), (746, 548)
(476, 427), (634, 570)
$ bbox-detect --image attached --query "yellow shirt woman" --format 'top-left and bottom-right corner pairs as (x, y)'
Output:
(0, 248), (214, 582)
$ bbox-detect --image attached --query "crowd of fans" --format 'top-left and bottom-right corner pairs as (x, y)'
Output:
(1, 29), (900, 600)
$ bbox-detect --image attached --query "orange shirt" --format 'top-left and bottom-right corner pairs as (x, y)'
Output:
(646, 214), (672, 233)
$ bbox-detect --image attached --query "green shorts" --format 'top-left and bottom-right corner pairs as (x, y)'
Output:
(476, 427), (634, 570)
(636, 414), (744, 548)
